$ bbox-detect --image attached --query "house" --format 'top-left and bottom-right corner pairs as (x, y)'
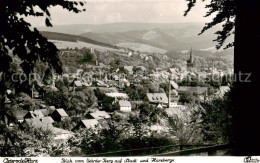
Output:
(146, 93), (168, 106)
(165, 105), (187, 119)
(134, 66), (147, 75)
(76, 69), (84, 75)
(88, 110), (111, 120)
(156, 104), (164, 109)
(89, 87), (118, 93)
(14, 110), (28, 123)
(168, 81), (180, 107)
(52, 127), (74, 140)
(113, 75), (119, 81)
(73, 119), (99, 131)
(118, 79), (130, 88)
(74, 80), (83, 87)
(168, 68), (178, 74)
(170, 81), (179, 89)
(25, 118), (54, 130)
(124, 66), (134, 74)
(128, 51), (133, 57)
(105, 93), (128, 100)
(24, 110), (45, 119)
(96, 80), (109, 87)
(51, 109), (69, 122)
(177, 86), (208, 95)
(41, 116), (54, 124)
(119, 100), (132, 112)
(38, 109), (50, 117)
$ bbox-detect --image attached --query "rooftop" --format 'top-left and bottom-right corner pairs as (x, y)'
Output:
(147, 93), (168, 104)
(81, 119), (99, 129)
(119, 100), (131, 107)
(90, 110), (111, 120)
(105, 93), (128, 99)
(56, 109), (69, 117)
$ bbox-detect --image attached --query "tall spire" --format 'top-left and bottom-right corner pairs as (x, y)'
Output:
(190, 47), (193, 62)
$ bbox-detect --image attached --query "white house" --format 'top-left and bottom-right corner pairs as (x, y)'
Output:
(119, 100), (132, 112)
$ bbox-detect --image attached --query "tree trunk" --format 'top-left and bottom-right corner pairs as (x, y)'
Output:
(233, 0), (260, 155)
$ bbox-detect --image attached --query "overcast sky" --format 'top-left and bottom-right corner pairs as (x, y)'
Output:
(26, 0), (212, 26)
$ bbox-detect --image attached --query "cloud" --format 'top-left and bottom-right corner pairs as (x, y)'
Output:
(25, 0), (213, 26)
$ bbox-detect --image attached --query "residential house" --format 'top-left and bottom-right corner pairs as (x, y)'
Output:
(73, 119), (99, 131)
(14, 110), (28, 123)
(177, 86), (208, 95)
(118, 79), (130, 89)
(146, 93), (168, 107)
(52, 127), (74, 141)
(25, 118), (54, 130)
(134, 66), (147, 76)
(51, 109), (69, 122)
(119, 100), (132, 112)
(165, 105), (187, 119)
(124, 66), (134, 74)
(41, 116), (54, 124)
(105, 93), (129, 101)
(177, 86), (208, 101)
(88, 110), (111, 120)
(24, 110), (45, 119)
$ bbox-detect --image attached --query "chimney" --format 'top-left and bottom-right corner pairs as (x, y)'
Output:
(168, 78), (171, 108)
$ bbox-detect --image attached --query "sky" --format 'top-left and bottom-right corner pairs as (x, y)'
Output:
(26, 0), (212, 26)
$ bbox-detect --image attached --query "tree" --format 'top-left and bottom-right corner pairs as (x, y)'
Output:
(200, 91), (233, 144)
(80, 52), (94, 64)
(0, 0), (86, 148)
(168, 108), (202, 145)
(185, 0), (260, 155)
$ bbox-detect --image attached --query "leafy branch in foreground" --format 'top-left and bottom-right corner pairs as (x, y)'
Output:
(184, 0), (236, 49)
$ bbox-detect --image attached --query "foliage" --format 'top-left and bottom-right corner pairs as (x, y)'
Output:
(0, 0), (86, 95)
(179, 93), (194, 104)
(80, 52), (94, 63)
(68, 120), (175, 156)
(1, 124), (60, 157)
(102, 96), (116, 112)
(124, 84), (147, 100)
(53, 118), (73, 131)
(184, 0), (235, 49)
(168, 105), (202, 145)
(0, 0), (86, 151)
(141, 79), (158, 93)
(14, 93), (40, 111)
(199, 89), (233, 144)
(44, 86), (96, 116)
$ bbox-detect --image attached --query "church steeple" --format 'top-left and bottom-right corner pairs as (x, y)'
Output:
(187, 47), (195, 68)
(190, 47), (193, 63)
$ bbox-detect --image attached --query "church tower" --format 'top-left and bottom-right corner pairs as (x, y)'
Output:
(187, 47), (195, 68)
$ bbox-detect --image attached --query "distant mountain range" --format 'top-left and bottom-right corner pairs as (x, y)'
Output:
(40, 31), (115, 49)
(39, 22), (234, 53)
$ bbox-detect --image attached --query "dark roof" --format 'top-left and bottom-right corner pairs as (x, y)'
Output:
(55, 109), (69, 117)
(177, 86), (208, 95)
